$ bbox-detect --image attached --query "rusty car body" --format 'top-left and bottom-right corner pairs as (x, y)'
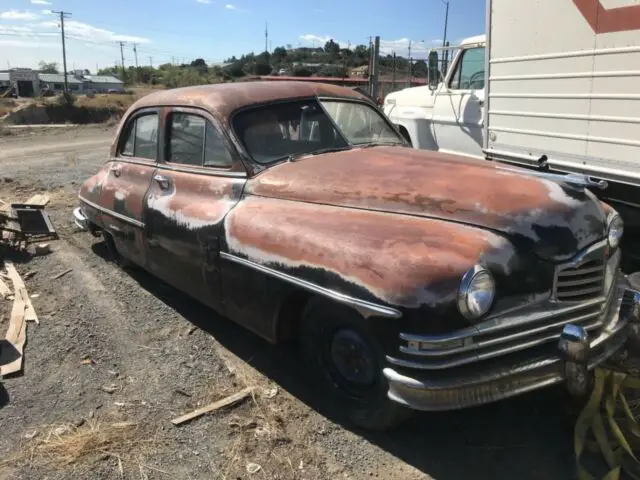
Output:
(74, 81), (640, 430)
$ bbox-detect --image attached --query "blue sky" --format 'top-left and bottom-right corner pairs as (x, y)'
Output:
(0, 0), (485, 70)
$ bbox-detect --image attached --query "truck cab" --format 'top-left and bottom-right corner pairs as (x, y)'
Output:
(383, 35), (486, 158)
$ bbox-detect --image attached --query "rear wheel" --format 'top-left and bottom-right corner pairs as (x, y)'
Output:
(102, 231), (132, 268)
(299, 298), (413, 431)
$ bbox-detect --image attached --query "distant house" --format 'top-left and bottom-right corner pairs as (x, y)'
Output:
(39, 73), (84, 94)
(82, 75), (124, 93)
(350, 65), (369, 77)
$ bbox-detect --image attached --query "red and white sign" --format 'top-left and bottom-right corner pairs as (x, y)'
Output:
(572, 0), (640, 33)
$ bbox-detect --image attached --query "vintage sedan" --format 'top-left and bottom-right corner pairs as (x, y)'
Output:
(74, 81), (640, 431)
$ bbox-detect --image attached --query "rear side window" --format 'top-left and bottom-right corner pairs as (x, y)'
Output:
(167, 112), (233, 168)
(204, 122), (233, 167)
(119, 113), (158, 160)
(167, 113), (206, 166)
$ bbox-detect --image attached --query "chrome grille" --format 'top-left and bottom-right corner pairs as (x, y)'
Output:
(554, 242), (607, 302)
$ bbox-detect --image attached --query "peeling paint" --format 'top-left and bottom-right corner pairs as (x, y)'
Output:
(224, 196), (516, 308)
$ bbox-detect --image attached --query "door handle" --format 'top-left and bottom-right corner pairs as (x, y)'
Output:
(153, 174), (171, 190)
(110, 163), (122, 177)
(475, 99), (485, 107)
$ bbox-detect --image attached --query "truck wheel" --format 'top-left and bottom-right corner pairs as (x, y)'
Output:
(299, 298), (413, 431)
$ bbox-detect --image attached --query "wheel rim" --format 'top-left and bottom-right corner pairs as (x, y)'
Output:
(327, 328), (378, 395)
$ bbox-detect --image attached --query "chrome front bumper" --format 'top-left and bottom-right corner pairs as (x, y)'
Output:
(73, 206), (89, 231)
(383, 277), (640, 411)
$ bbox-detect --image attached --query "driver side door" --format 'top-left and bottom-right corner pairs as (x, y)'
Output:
(432, 46), (485, 158)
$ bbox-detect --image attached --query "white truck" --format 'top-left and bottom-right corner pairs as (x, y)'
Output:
(383, 0), (640, 240)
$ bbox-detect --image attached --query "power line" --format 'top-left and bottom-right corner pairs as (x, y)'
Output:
(51, 10), (71, 92)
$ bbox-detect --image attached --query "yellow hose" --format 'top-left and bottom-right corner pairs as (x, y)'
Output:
(575, 368), (640, 480)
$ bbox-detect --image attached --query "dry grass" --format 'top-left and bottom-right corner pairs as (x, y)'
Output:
(0, 99), (17, 117)
(75, 93), (139, 111)
(1, 418), (161, 473)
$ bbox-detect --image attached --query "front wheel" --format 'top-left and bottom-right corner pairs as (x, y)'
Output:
(299, 298), (413, 431)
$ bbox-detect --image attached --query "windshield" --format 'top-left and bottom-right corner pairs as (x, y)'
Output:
(320, 100), (403, 145)
(232, 99), (403, 165)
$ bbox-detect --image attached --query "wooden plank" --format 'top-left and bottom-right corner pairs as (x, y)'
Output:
(5, 261), (38, 324)
(0, 277), (10, 298)
(171, 387), (254, 426)
(25, 194), (50, 207)
(0, 283), (26, 376)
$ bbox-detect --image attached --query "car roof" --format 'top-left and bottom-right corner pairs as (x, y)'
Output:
(129, 81), (372, 123)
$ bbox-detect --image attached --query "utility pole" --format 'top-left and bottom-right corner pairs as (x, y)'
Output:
(119, 41), (126, 84)
(133, 43), (139, 83)
(52, 10), (71, 93)
(392, 52), (396, 90)
(441, 0), (450, 74)
(264, 22), (268, 53)
(407, 40), (412, 87)
(370, 36), (380, 102)
(133, 43), (139, 68)
(149, 56), (153, 68)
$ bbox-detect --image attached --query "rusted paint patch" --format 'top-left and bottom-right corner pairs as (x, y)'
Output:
(247, 146), (606, 259)
(224, 196), (516, 309)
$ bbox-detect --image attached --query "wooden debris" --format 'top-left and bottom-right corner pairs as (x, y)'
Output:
(0, 277), (10, 299)
(51, 268), (72, 280)
(5, 261), (38, 324)
(25, 193), (50, 207)
(1, 260), (40, 376)
(171, 387), (254, 426)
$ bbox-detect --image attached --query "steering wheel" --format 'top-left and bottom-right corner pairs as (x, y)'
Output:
(469, 71), (485, 89)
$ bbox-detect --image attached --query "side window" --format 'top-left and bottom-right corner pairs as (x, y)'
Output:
(120, 122), (135, 156)
(134, 114), (158, 159)
(167, 113), (206, 166)
(204, 122), (233, 167)
(448, 47), (485, 90)
(118, 113), (158, 159)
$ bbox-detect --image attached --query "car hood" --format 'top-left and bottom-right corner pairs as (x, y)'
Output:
(246, 146), (607, 262)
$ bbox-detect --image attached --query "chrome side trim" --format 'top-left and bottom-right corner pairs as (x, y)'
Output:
(220, 252), (402, 319)
(78, 195), (145, 229)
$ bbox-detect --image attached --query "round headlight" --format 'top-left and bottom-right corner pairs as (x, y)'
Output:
(607, 213), (624, 249)
(458, 266), (495, 320)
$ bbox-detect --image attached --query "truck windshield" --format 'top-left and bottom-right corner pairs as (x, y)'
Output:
(232, 99), (403, 165)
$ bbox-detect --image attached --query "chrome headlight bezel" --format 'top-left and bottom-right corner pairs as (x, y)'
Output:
(607, 212), (624, 250)
(457, 265), (496, 321)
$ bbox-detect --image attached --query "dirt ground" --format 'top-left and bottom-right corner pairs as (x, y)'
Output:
(0, 126), (594, 480)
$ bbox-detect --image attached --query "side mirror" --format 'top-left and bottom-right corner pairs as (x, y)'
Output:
(428, 50), (439, 91)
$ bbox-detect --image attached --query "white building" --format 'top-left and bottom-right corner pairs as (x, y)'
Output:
(0, 69), (124, 97)
(82, 75), (124, 93)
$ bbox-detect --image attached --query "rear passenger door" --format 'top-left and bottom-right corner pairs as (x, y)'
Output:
(144, 107), (246, 306)
(99, 108), (159, 266)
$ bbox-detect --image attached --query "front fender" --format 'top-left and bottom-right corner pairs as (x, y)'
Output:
(223, 196), (520, 314)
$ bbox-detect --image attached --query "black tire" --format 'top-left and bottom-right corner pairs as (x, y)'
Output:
(102, 231), (133, 269)
(299, 298), (413, 431)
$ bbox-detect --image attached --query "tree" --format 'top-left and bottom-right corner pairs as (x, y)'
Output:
(191, 58), (206, 67)
(272, 46), (287, 63)
(317, 65), (348, 78)
(324, 39), (340, 57)
(292, 66), (312, 77)
(38, 61), (59, 74)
